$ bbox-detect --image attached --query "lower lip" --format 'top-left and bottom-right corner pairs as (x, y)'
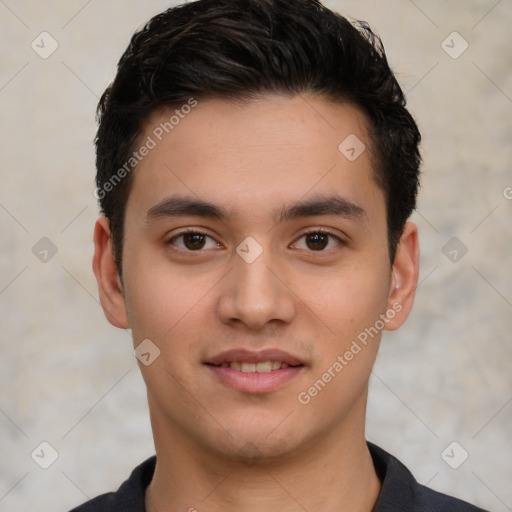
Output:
(206, 365), (304, 393)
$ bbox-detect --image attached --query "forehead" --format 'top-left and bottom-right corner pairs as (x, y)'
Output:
(127, 95), (384, 222)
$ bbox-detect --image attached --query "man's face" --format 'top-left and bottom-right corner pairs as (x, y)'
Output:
(98, 95), (412, 462)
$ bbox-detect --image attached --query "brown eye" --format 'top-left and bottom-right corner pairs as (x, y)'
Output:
(169, 232), (219, 251)
(305, 232), (329, 250)
(292, 231), (342, 252)
(183, 233), (207, 250)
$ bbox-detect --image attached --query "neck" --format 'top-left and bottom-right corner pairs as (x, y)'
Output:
(146, 407), (381, 512)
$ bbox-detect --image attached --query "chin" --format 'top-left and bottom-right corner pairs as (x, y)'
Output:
(228, 438), (297, 467)
(202, 421), (305, 467)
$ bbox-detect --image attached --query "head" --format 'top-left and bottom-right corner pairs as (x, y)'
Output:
(93, 0), (420, 466)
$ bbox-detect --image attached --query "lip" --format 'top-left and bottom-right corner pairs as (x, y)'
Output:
(205, 348), (306, 394)
(206, 348), (304, 367)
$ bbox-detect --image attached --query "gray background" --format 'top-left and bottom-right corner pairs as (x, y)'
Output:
(0, 1), (511, 510)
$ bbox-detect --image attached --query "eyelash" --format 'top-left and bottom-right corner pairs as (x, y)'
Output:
(166, 228), (344, 252)
(166, 229), (218, 251)
(294, 229), (343, 250)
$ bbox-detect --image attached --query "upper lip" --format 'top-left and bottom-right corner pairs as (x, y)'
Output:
(206, 349), (305, 366)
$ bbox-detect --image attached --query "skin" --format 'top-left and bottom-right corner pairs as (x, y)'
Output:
(93, 94), (419, 512)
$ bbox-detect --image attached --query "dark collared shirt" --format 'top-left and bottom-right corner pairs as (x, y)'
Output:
(69, 443), (490, 511)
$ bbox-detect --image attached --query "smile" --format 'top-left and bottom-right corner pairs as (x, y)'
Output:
(215, 361), (295, 372)
(205, 349), (306, 393)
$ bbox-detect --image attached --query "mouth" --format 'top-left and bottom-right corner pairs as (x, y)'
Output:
(205, 349), (306, 393)
(209, 361), (300, 372)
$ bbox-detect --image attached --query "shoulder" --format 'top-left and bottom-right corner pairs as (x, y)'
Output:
(67, 456), (156, 512)
(368, 442), (490, 512)
(414, 483), (490, 512)
(69, 493), (116, 512)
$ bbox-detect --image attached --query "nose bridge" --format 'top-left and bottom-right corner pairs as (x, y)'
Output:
(217, 247), (295, 329)
(237, 256), (276, 301)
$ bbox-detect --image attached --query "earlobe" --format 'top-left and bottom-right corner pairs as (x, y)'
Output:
(92, 217), (130, 329)
(384, 221), (420, 331)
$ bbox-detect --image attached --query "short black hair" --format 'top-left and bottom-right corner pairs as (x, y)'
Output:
(95, 0), (421, 273)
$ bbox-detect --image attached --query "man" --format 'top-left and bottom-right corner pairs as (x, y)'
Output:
(73, 0), (489, 510)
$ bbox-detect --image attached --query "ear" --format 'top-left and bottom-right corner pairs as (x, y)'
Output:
(92, 217), (129, 329)
(384, 221), (420, 331)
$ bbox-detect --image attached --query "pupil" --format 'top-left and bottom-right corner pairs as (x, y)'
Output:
(306, 233), (328, 250)
(184, 233), (206, 250)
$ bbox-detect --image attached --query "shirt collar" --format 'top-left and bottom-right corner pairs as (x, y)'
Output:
(109, 442), (460, 512)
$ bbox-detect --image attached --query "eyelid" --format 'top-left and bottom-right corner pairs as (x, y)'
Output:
(166, 228), (223, 250)
(296, 227), (345, 241)
(290, 228), (345, 251)
(164, 227), (346, 252)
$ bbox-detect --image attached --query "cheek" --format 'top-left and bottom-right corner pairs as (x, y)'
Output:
(122, 254), (212, 402)
(293, 266), (390, 418)
(121, 247), (207, 345)
(295, 258), (391, 343)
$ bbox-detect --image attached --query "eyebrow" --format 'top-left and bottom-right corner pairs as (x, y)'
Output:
(144, 194), (366, 224)
(145, 196), (230, 221)
(278, 195), (366, 223)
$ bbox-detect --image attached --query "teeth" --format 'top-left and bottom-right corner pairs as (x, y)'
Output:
(255, 361), (272, 373)
(219, 361), (292, 372)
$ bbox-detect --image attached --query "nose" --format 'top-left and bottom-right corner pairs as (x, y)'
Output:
(216, 251), (296, 330)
